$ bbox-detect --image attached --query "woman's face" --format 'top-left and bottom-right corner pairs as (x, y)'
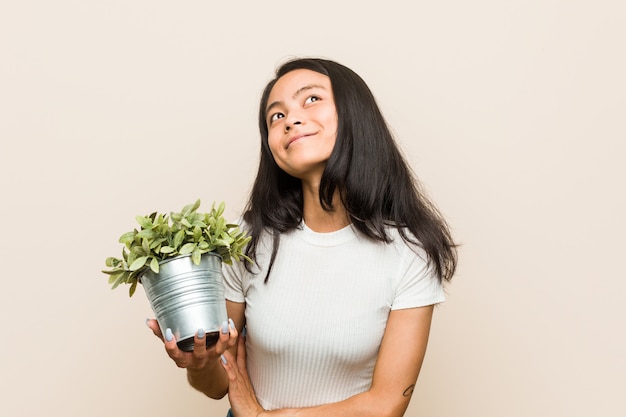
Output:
(265, 69), (338, 182)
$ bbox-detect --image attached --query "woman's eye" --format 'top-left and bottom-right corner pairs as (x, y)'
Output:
(305, 96), (319, 104)
(269, 113), (284, 123)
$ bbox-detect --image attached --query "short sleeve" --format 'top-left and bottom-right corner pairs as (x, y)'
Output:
(391, 242), (446, 310)
(222, 258), (246, 303)
(221, 217), (248, 303)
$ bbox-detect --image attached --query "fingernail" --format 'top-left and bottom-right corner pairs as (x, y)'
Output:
(221, 321), (229, 334)
(220, 354), (227, 365)
(197, 328), (205, 339)
(165, 328), (173, 342)
(228, 318), (235, 329)
(145, 318), (150, 327)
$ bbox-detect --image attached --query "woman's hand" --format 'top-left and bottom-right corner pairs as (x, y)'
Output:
(146, 318), (238, 371)
(220, 331), (266, 417)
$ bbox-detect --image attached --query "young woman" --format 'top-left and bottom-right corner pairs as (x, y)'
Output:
(148, 58), (457, 417)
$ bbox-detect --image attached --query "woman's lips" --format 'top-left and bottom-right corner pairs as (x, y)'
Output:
(287, 133), (314, 148)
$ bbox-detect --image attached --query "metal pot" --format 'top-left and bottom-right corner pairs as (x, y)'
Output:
(140, 253), (227, 351)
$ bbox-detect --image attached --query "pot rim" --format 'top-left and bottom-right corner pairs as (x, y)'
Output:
(156, 252), (222, 266)
(138, 252), (223, 283)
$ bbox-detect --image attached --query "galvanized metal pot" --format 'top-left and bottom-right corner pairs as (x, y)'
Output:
(140, 253), (227, 352)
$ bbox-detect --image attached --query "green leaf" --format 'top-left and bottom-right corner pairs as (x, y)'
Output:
(136, 229), (157, 239)
(214, 239), (230, 247)
(192, 219), (207, 228)
(149, 237), (166, 249)
(105, 257), (120, 267)
(108, 272), (122, 284)
(130, 245), (147, 256)
(208, 216), (216, 228)
(174, 230), (185, 248)
(214, 221), (224, 239)
(119, 231), (136, 244)
(150, 257), (159, 273)
(179, 242), (196, 255)
(181, 202), (193, 216)
(111, 271), (129, 290)
(192, 247), (201, 265)
(160, 246), (175, 254)
(155, 213), (167, 225)
(183, 199), (201, 215)
(128, 279), (138, 297)
(129, 256), (148, 271)
(142, 238), (151, 254)
(136, 215), (153, 229)
(219, 233), (235, 244)
(215, 201), (225, 217)
(193, 225), (202, 241)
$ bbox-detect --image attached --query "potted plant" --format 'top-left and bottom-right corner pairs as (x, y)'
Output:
(102, 199), (251, 351)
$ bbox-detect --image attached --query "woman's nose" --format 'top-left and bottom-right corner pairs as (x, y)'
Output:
(285, 120), (302, 132)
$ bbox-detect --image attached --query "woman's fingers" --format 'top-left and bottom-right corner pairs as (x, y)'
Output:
(221, 331), (249, 382)
(162, 328), (189, 367)
(146, 318), (163, 340)
(147, 318), (187, 365)
(162, 328), (209, 369)
(214, 318), (239, 356)
(227, 318), (239, 347)
(146, 317), (239, 369)
(192, 328), (208, 360)
(220, 350), (242, 385)
(220, 338), (264, 417)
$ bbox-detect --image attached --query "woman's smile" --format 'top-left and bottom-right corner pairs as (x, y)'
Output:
(286, 132), (317, 148)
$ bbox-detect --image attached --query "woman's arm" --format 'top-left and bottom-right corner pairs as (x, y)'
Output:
(147, 300), (246, 399)
(222, 305), (435, 417)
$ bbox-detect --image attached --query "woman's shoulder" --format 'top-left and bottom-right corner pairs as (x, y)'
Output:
(383, 224), (429, 262)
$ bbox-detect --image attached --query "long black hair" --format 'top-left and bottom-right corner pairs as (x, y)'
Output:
(243, 58), (457, 283)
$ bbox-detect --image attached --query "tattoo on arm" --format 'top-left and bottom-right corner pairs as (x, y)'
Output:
(402, 384), (415, 397)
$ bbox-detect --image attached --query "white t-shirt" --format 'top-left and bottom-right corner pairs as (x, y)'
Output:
(222, 221), (445, 410)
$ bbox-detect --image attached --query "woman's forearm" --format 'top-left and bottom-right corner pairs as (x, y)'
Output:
(187, 358), (230, 399)
(261, 389), (405, 417)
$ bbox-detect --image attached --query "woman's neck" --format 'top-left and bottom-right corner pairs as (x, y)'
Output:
(301, 183), (350, 233)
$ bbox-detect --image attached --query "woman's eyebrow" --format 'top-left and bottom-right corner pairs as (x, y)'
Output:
(292, 84), (325, 99)
(266, 84), (326, 116)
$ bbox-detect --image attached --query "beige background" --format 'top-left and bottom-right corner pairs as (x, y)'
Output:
(1, 1), (624, 416)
